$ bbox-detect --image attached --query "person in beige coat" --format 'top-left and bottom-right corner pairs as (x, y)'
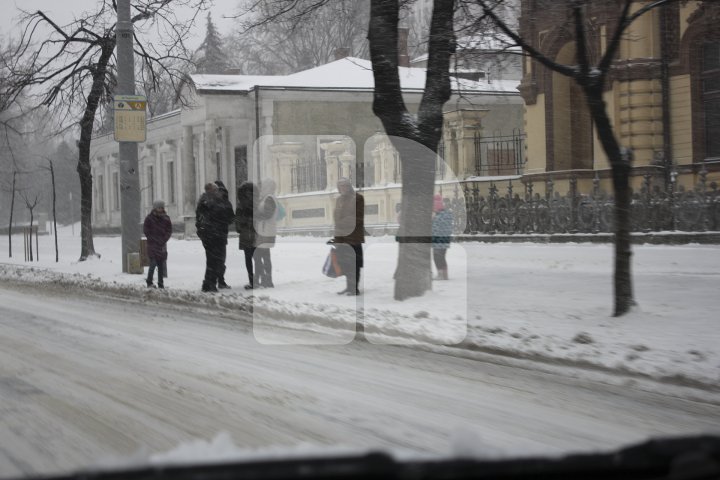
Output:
(330, 177), (365, 295)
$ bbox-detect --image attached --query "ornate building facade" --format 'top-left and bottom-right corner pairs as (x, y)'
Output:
(518, 0), (720, 194)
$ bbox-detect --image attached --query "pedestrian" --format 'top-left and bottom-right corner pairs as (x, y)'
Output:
(235, 181), (258, 290)
(143, 199), (172, 289)
(330, 177), (364, 295)
(196, 182), (234, 293)
(214, 180), (232, 289)
(431, 193), (453, 280)
(255, 178), (278, 288)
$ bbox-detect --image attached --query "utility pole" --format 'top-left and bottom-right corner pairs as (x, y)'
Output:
(117, 0), (141, 273)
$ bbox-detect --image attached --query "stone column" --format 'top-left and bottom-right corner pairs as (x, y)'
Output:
(269, 142), (303, 195)
(443, 109), (488, 178)
(204, 119), (216, 184)
(181, 126), (197, 234)
(322, 141), (346, 190)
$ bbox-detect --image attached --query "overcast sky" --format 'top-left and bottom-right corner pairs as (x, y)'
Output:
(1, 0), (241, 48)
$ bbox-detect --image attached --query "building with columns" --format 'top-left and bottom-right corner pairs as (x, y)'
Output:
(90, 56), (523, 234)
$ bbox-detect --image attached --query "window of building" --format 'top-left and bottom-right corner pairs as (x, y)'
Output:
(235, 146), (248, 186)
(702, 42), (720, 159)
(112, 172), (120, 211)
(167, 161), (175, 205)
(97, 174), (104, 212)
(147, 165), (154, 206)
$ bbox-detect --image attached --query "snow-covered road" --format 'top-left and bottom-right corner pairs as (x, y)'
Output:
(1, 283), (718, 478)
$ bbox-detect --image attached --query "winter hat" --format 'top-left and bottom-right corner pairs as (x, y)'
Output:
(433, 194), (444, 213)
(260, 178), (277, 197)
(337, 177), (354, 194)
(153, 199), (165, 210)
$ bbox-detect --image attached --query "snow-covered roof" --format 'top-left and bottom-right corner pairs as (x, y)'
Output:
(411, 35), (521, 64)
(456, 34), (522, 52)
(191, 57), (519, 95)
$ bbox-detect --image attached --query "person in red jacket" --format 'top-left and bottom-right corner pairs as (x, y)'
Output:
(143, 200), (172, 289)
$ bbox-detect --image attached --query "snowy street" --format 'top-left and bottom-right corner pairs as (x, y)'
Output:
(1, 282), (719, 478)
(1, 228), (719, 388)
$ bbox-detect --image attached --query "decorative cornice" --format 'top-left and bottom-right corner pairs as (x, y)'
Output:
(611, 59), (663, 82)
(518, 77), (538, 105)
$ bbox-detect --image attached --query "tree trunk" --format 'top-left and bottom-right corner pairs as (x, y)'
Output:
(77, 40), (115, 261)
(8, 171), (16, 258)
(585, 86), (634, 316)
(394, 141), (436, 300)
(368, 0), (455, 301)
(50, 160), (59, 262)
(29, 208), (34, 262)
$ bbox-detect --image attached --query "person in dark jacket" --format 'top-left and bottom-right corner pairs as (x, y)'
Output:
(431, 194), (453, 280)
(331, 177), (365, 296)
(255, 178), (278, 288)
(196, 183), (235, 292)
(143, 200), (172, 289)
(235, 181), (258, 290)
(214, 180), (232, 289)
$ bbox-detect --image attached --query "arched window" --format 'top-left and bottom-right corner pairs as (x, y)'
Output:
(549, 42), (593, 171)
(682, 3), (720, 163)
(702, 42), (720, 159)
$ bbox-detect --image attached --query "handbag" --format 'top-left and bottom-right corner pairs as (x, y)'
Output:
(322, 247), (343, 278)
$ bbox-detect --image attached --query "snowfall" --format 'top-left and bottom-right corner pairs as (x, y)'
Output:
(1, 223), (719, 395)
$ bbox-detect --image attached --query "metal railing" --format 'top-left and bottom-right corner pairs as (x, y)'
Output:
(458, 167), (720, 235)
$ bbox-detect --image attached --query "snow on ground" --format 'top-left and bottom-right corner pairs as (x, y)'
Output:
(1, 224), (719, 390)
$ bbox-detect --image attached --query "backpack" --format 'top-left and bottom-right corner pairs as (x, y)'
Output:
(276, 201), (286, 221)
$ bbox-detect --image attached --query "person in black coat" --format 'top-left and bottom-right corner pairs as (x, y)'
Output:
(214, 180), (232, 289)
(143, 200), (172, 289)
(235, 181), (258, 290)
(196, 182), (234, 293)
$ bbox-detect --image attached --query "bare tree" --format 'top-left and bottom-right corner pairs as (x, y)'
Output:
(477, 0), (678, 316)
(19, 190), (40, 261)
(227, 0), (371, 74)
(6, 0), (210, 261)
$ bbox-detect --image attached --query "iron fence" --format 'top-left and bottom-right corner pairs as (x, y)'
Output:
(458, 168), (720, 235)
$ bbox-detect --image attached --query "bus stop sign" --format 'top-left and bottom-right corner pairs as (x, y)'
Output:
(114, 95), (147, 142)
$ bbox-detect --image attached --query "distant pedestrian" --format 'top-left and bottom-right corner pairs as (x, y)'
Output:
(235, 181), (258, 290)
(143, 200), (172, 289)
(196, 183), (234, 292)
(432, 194), (453, 280)
(255, 178), (278, 288)
(214, 180), (232, 289)
(331, 177), (364, 295)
